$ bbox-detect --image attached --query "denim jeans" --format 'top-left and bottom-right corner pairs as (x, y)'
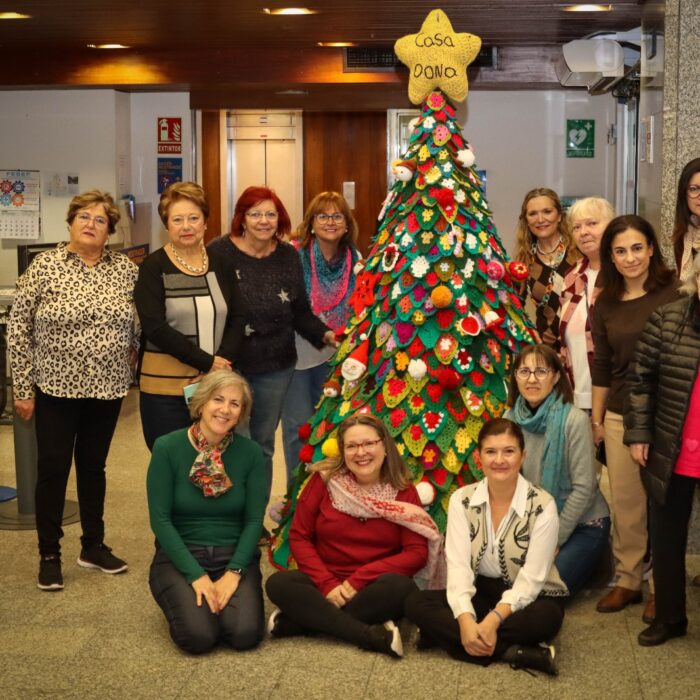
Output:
(139, 392), (192, 452)
(149, 545), (264, 654)
(280, 362), (330, 489)
(555, 517), (611, 597)
(240, 365), (295, 498)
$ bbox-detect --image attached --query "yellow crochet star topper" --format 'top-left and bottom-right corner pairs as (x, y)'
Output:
(394, 8), (482, 104)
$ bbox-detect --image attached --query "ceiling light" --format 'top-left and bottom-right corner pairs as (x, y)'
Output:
(561, 4), (613, 11)
(317, 42), (357, 48)
(87, 43), (130, 49)
(263, 8), (317, 15)
(0, 12), (32, 19)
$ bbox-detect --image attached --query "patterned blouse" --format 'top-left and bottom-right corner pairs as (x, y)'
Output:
(8, 242), (139, 401)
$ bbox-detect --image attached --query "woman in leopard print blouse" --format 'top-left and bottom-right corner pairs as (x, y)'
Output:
(8, 190), (139, 592)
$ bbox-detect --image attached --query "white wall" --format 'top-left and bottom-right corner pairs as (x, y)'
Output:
(129, 93), (192, 251)
(0, 90), (192, 285)
(457, 90), (618, 254)
(0, 90), (120, 284)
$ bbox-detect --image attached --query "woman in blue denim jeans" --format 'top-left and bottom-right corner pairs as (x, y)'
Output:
(505, 343), (611, 597)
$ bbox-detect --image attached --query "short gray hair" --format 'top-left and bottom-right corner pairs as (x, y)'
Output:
(567, 196), (615, 227)
(188, 370), (252, 423)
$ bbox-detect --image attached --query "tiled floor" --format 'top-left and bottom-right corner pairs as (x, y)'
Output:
(1, 389), (699, 699)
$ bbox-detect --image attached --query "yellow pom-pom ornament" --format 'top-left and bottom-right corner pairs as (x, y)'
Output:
(321, 437), (340, 459)
(431, 284), (453, 308)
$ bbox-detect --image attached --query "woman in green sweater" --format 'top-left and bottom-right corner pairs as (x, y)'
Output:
(147, 370), (267, 654)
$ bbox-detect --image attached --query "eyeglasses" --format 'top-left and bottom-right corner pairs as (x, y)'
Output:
(687, 185), (700, 199)
(344, 438), (383, 454)
(170, 215), (202, 228)
(515, 367), (553, 381)
(76, 212), (108, 227)
(316, 212), (345, 224)
(246, 211), (278, 221)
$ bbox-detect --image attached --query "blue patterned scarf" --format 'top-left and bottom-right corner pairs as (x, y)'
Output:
(511, 392), (571, 511)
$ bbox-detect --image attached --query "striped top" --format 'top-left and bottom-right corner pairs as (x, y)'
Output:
(135, 246), (245, 395)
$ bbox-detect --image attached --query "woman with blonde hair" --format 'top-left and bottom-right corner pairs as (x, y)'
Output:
(558, 196), (615, 409)
(147, 370), (267, 654)
(266, 413), (441, 658)
(513, 188), (579, 350)
(281, 191), (361, 487)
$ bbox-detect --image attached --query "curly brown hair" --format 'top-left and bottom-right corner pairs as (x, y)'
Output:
(66, 190), (120, 234)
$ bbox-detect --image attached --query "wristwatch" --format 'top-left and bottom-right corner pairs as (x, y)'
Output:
(228, 567), (244, 576)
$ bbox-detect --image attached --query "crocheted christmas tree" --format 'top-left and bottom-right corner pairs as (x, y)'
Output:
(270, 10), (535, 568)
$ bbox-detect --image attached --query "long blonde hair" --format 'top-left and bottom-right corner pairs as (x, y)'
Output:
(513, 187), (578, 266)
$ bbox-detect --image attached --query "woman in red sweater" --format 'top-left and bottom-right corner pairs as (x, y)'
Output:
(266, 414), (441, 658)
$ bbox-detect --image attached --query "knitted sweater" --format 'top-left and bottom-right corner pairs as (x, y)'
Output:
(207, 236), (329, 374)
(146, 428), (267, 583)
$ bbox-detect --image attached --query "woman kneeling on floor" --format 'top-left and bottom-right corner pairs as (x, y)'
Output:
(405, 418), (568, 676)
(266, 413), (441, 658)
(147, 370), (267, 654)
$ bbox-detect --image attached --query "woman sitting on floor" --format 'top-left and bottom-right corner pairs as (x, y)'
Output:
(405, 418), (568, 676)
(505, 344), (610, 597)
(266, 413), (441, 658)
(147, 370), (267, 654)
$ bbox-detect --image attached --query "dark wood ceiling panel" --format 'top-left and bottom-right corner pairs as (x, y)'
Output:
(0, 1), (642, 49)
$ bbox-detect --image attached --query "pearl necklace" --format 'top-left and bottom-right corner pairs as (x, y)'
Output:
(169, 242), (208, 274)
(535, 235), (563, 261)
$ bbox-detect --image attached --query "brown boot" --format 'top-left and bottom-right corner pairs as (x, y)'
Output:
(642, 594), (655, 624)
(596, 585), (643, 613)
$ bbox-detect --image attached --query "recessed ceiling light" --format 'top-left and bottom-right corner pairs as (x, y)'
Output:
(561, 4), (612, 11)
(317, 42), (357, 48)
(263, 8), (317, 15)
(0, 12), (32, 19)
(87, 43), (130, 49)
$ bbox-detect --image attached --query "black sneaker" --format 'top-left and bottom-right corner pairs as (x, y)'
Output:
(37, 555), (64, 591)
(77, 543), (128, 574)
(502, 643), (558, 676)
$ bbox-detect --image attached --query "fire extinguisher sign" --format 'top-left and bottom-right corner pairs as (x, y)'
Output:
(157, 117), (182, 154)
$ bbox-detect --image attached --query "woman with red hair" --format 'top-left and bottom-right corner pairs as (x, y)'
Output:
(208, 186), (336, 506)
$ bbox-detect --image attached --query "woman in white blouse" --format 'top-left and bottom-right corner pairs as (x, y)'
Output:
(406, 418), (567, 675)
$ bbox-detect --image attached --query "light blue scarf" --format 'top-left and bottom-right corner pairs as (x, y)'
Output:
(510, 392), (572, 512)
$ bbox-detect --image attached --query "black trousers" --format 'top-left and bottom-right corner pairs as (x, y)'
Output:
(149, 545), (265, 654)
(650, 473), (699, 625)
(265, 570), (417, 649)
(34, 388), (123, 557)
(405, 576), (566, 666)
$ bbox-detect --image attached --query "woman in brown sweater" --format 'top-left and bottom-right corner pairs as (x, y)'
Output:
(591, 215), (678, 620)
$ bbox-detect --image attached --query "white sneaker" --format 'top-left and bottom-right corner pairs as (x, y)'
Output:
(267, 608), (281, 636)
(383, 620), (404, 658)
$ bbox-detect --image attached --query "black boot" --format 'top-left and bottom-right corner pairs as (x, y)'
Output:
(502, 644), (558, 676)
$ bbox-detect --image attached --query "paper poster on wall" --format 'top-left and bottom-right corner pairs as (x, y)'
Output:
(157, 117), (182, 154)
(566, 119), (595, 158)
(46, 172), (79, 197)
(157, 158), (182, 194)
(0, 169), (41, 239)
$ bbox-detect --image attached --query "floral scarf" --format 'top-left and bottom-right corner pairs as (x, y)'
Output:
(326, 469), (445, 589)
(188, 422), (233, 498)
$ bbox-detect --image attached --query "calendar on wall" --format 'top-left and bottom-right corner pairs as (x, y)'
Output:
(0, 170), (41, 240)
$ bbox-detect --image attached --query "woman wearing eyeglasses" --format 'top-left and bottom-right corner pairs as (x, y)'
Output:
(266, 414), (441, 658)
(9, 190), (139, 589)
(591, 215), (679, 618)
(505, 344), (610, 597)
(208, 186), (337, 502)
(135, 182), (245, 450)
(280, 192), (361, 489)
(671, 157), (700, 284)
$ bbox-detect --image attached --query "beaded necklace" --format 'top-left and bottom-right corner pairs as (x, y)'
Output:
(530, 237), (567, 310)
(169, 242), (208, 274)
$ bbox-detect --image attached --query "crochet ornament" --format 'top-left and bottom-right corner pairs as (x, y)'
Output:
(271, 10), (535, 569)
